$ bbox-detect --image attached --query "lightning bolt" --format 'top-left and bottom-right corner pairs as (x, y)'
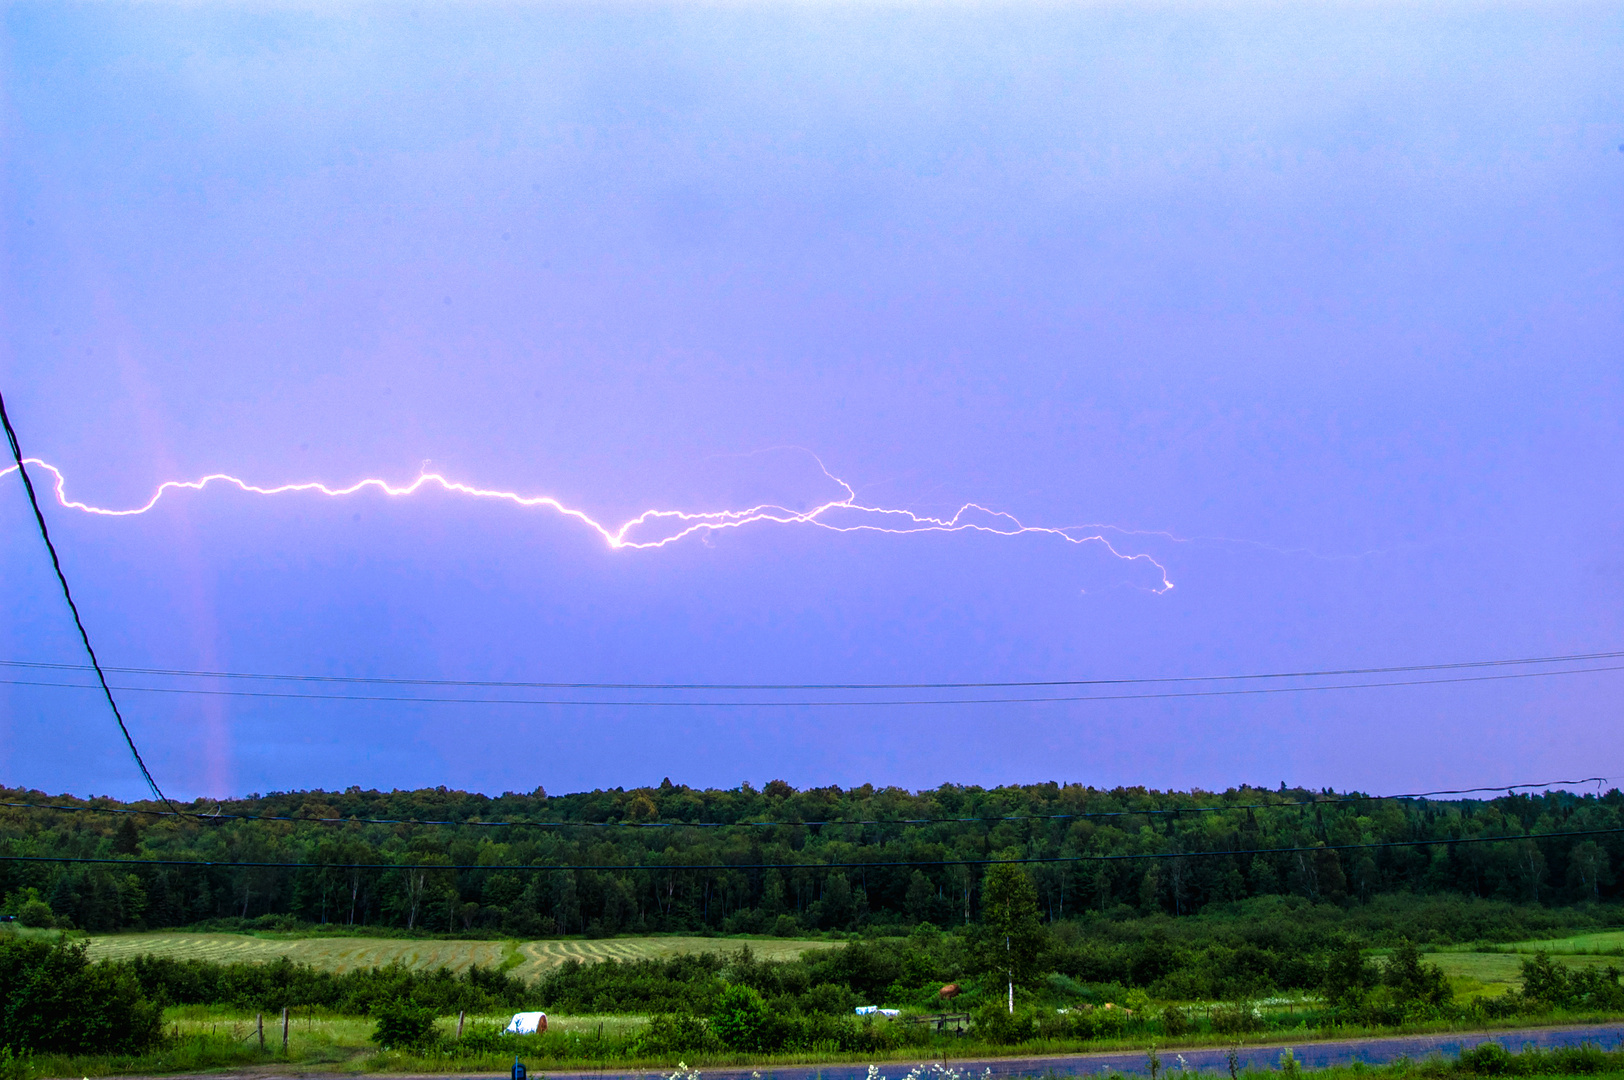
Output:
(1, 456), (1172, 591)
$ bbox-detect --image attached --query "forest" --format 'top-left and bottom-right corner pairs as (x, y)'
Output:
(1, 780), (1620, 935)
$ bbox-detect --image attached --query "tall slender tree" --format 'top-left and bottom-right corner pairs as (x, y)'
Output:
(977, 863), (1044, 1012)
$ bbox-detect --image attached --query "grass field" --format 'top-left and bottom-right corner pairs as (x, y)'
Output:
(84, 932), (836, 980)
(1498, 930), (1624, 955)
(1426, 950), (1620, 997)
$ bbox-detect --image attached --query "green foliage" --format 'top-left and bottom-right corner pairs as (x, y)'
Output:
(369, 998), (438, 1049)
(2, 782), (1621, 936)
(0, 1046), (33, 1080)
(1323, 939), (1374, 1011)
(1460, 1042), (1514, 1075)
(709, 984), (772, 1050)
(116, 953), (528, 1014)
(972, 1003), (1037, 1045)
(974, 864), (1045, 992)
(0, 937), (161, 1055)
(635, 1014), (717, 1056)
(1450, 1043), (1624, 1077)
(14, 902), (53, 930)
(1516, 951), (1624, 1009)
(1383, 940), (1453, 1010)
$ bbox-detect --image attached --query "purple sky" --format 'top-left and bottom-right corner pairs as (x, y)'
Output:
(2, 2), (1621, 801)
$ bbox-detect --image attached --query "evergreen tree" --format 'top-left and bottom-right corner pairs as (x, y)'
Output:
(1322, 938), (1374, 1010)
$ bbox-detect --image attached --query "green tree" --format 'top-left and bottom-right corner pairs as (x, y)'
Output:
(0, 938), (161, 1054)
(977, 863), (1045, 1013)
(1383, 940), (1451, 1011)
(710, 984), (772, 1051)
(1518, 951), (1571, 1006)
(370, 998), (438, 1049)
(1322, 939), (1374, 1010)
(16, 900), (54, 929)
(1566, 842), (1611, 902)
(905, 871), (935, 923)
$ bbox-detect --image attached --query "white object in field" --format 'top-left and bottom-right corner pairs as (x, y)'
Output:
(505, 1012), (548, 1035)
(853, 1006), (900, 1018)
(880, 1009), (900, 1018)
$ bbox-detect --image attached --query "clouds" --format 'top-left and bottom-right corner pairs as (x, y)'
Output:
(2, 0), (1620, 799)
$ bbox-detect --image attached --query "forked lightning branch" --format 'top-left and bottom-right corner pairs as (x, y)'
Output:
(1, 457), (1174, 591)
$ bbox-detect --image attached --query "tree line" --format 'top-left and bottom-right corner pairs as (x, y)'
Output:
(0, 780), (1619, 934)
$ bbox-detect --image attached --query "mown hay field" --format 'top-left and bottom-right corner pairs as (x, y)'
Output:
(85, 932), (835, 981)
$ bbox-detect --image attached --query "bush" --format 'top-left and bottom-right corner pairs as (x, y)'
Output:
(15, 902), (53, 930)
(370, 999), (438, 1049)
(0, 1046), (32, 1080)
(973, 1003), (1037, 1045)
(0, 938), (161, 1054)
(636, 1014), (716, 1055)
(1160, 1006), (1192, 1036)
(116, 954), (527, 1015)
(711, 984), (773, 1051)
(1460, 1042), (1514, 1075)
(1211, 1003), (1265, 1035)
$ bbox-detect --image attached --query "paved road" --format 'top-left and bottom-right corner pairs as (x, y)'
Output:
(553, 1024), (1624, 1080)
(74, 1023), (1624, 1080)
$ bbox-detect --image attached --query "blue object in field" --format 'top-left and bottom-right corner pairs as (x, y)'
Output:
(512, 1057), (526, 1080)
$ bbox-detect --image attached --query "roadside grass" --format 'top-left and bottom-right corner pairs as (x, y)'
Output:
(83, 931), (837, 981)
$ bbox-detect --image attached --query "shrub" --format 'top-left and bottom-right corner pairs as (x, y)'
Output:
(711, 984), (773, 1051)
(1460, 1041), (1513, 1075)
(1384, 940), (1451, 1011)
(1210, 1003), (1264, 1035)
(637, 1014), (716, 1055)
(0, 1046), (32, 1080)
(15, 902), (53, 930)
(370, 999), (438, 1049)
(973, 1003), (1037, 1045)
(0, 938), (161, 1054)
(1158, 1006), (1192, 1036)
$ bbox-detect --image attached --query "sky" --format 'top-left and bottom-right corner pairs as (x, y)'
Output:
(1, 1), (1621, 802)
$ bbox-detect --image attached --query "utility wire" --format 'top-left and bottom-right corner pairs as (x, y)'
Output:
(0, 391), (173, 809)
(2, 648), (1620, 691)
(5, 825), (1622, 872)
(0, 777), (1606, 830)
(5, 660), (1623, 708)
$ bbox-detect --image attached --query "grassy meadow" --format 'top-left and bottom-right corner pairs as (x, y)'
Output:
(17, 921), (1619, 1078)
(85, 931), (837, 982)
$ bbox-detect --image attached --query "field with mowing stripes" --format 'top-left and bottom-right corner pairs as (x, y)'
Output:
(85, 932), (835, 981)
(1498, 929), (1624, 954)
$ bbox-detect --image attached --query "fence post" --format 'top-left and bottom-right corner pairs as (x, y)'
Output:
(257, 1013), (264, 1051)
(457, 1011), (465, 1040)
(282, 1007), (289, 1052)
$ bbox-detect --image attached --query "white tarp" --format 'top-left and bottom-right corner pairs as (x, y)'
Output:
(504, 1012), (547, 1035)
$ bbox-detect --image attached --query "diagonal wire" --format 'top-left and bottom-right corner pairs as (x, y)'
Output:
(0, 390), (174, 809)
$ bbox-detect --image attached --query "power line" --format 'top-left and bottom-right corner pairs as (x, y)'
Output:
(2, 648), (1620, 691)
(4, 825), (1621, 872)
(0, 777), (1607, 831)
(5, 660), (1623, 709)
(0, 391), (173, 809)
